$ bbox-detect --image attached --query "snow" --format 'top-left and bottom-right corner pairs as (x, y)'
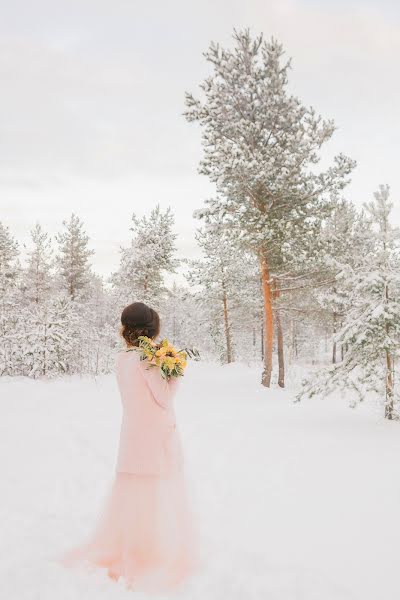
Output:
(1, 362), (400, 599)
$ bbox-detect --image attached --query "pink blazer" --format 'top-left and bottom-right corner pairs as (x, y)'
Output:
(114, 349), (184, 476)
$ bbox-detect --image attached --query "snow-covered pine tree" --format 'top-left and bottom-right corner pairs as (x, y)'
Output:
(299, 185), (400, 419)
(22, 296), (83, 377)
(186, 223), (236, 363)
(23, 223), (53, 304)
(364, 185), (400, 418)
(315, 200), (360, 363)
(278, 199), (371, 370)
(0, 221), (20, 295)
(111, 205), (177, 309)
(185, 29), (355, 387)
(0, 222), (21, 375)
(55, 213), (94, 300)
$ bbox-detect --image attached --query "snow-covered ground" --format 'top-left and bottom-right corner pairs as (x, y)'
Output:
(1, 362), (399, 600)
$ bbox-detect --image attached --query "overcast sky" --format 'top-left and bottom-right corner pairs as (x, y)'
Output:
(1, 0), (399, 280)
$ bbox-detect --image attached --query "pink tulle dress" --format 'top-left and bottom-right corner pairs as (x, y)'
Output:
(61, 349), (200, 592)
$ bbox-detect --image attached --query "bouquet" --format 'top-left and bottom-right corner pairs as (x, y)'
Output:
(135, 336), (198, 380)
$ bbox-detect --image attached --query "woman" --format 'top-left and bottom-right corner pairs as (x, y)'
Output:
(61, 302), (200, 592)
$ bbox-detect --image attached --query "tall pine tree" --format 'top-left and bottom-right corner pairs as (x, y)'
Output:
(185, 29), (355, 386)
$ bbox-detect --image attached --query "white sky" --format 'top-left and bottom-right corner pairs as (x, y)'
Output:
(1, 0), (399, 281)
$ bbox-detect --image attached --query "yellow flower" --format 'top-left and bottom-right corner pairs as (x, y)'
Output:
(165, 356), (177, 369)
(141, 337), (189, 377)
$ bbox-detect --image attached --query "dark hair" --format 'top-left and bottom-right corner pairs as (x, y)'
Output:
(120, 302), (160, 347)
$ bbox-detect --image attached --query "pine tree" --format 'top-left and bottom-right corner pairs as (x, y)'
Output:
(24, 223), (53, 304)
(0, 222), (19, 295)
(186, 223), (236, 363)
(111, 205), (177, 307)
(0, 222), (21, 375)
(316, 200), (361, 363)
(22, 296), (83, 377)
(55, 213), (94, 300)
(185, 29), (355, 387)
(300, 185), (400, 419)
(364, 185), (400, 418)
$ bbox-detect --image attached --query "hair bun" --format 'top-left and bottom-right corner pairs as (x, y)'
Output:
(120, 302), (160, 347)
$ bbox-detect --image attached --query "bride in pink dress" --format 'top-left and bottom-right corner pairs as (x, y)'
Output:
(61, 302), (200, 592)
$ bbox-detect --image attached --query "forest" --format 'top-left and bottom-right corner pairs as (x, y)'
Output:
(1, 31), (399, 420)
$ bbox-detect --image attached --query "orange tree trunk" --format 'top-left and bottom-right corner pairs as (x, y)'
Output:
(259, 252), (273, 387)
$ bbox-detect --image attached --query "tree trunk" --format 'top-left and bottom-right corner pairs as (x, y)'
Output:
(384, 283), (394, 420)
(261, 320), (264, 361)
(332, 312), (337, 364)
(276, 310), (285, 388)
(259, 252), (273, 387)
(43, 322), (47, 377)
(385, 349), (394, 420)
(222, 287), (234, 363)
